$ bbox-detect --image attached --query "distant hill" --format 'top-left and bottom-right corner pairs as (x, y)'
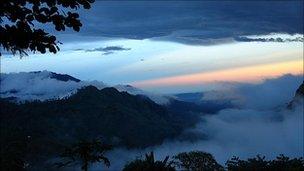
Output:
(0, 71), (86, 101)
(172, 92), (234, 114)
(0, 85), (198, 147)
(0, 85), (200, 168)
(174, 92), (204, 103)
(288, 82), (304, 109)
(0, 71), (169, 104)
(48, 71), (81, 82)
(295, 82), (304, 97)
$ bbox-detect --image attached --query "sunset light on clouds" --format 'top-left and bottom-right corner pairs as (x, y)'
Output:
(1, 1), (303, 170)
(1, 33), (303, 93)
(133, 60), (303, 89)
(1, 1), (303, 93)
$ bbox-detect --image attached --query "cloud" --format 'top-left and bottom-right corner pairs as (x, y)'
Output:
(84, 46), (131, 55)
(1, 71), (303, 170)
(235, 36), (304, 43)
(94, 76), (304, 170)
(133, 61), (303, 93)
(203, 74), (303, 110)
(0, 71), (169, 104)
(70, 1), (303, 45)
(95, 105), (303, 170)
(0, 71), (107, 101)
(85, 46), (131, 52)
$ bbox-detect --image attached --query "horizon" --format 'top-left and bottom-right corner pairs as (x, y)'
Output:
(1, 1), (303, 93)
(1, 1), (303, 170)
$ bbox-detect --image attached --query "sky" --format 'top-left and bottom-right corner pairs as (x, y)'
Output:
(1, 0), (303, 93)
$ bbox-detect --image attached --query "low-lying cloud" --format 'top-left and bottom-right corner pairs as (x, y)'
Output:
(1, 71), (303, 170)
(203, 74), (303, 110)
(94, 75), (304, 170)
(85, 46), (131, 54)
(99, 105), (302, 170)
(235, 36), (304, 43)
(0, 71), (169, 104)
(75, 46), (131, 55)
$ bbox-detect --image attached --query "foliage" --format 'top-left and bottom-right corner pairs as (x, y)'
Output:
(0, 86), (193, 148)
(0, 134), (30, 171)
(0, 0), (94, 56)
(173, 151), (224, 171)
(0, 86), (196, 168)
(55, 138), (112, 171)
(226, 154), (304, 171)
(123, 152), (176, 171)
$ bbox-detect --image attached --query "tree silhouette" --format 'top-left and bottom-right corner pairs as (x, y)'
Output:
(0, 138), (29, 171)
(0, 0), (94, 56)
(123, 151), (176, 171)
(270, 154), (304, 170)
(173, 151), (224, 171)
(226, 154), (304, 171)
(55, 138), (112, 171)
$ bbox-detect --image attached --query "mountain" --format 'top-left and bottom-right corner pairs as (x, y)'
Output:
(0, 71), (169, 104)
(0, 70), (235, 116)
(166, 98), (234, 114)
(171, 92), (234, 114)
(114, 84), (170, 104)
(295, 82), (304, 97)
(288, 82), (304, 109)
(0, 85), (199, 168)
(1, 71), (232, 111)
(48, 71), (81, 82)
(174, 92), (204, 103)
(1, 85), (197, 147)
(0, 70), (88, 101)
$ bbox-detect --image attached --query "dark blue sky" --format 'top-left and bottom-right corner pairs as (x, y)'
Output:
(71, 0), (303, 44)
(2, 1), (303, 93)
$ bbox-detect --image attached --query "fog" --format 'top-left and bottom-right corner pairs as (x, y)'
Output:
(95, 105), (302, 170)
(0, 71), (169, 104)
(203, 74), (303, 110)
(1, 72), (303, 170)
(94, 75), (303, 170)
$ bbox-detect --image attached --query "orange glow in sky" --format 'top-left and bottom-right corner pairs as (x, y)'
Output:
(133, 60), (303, 88)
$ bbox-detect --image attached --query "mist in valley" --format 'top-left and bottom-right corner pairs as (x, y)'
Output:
(93, 75), (304, 170)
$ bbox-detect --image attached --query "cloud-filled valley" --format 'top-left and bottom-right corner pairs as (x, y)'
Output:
(102, 105), (302, 170)
(97, 75), (303, 170)
(1, 1), (303, 170)
(1, 71), (302, 170)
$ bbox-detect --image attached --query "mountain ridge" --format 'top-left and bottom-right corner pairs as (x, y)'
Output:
(0, 71), (170, 104)
(0, 85), (198, 147)
(288, 82), (304, 109)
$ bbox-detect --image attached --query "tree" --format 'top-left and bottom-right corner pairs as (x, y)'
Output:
(0, 0), (94, 56)
(0, 136), (30, 171)
(226, 154), (304, 171)
(173, 151), (224, 171)
(123, 151), (176, 171)
(226, 155), (268, 171)
(55, 138), (112, 171)
(270, 154), (304, 170)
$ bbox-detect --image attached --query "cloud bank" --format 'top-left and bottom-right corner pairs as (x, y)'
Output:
(100, 106), (302, 170)
(0, 71), (169, 104)
(235, 36), (304, 43)
(94, 75), (304, 170)
(1, 71), (302, 170)
(203, 74), (303, 110)
(84, 46), (131, 55)
(71, 1), (303, 45)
